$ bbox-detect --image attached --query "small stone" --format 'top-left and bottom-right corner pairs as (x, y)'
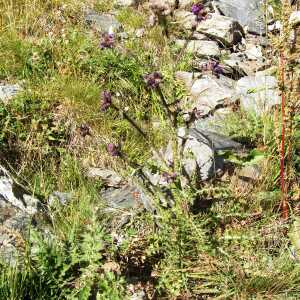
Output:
(48, 191), (72, 206)
(236, 74), (280, 115)
(194, 108), (231, 133)
(231, 164), (262, 193)
(268, 20), (282, 32)
(175, 71), (200, 89)
(174, 10), (197, 30)
(289, 11), (300, 27)
(101, 185), (154, 212)
(0, 165), (42, 265)
(175, 39), (221, 58)
(85, 11), (121, 32)
(135, 28), (145, 38)
(182, 133), (215, 180)
(245, 44), (263, 61)
(86, 168), (123, 187)
(0, 84), (22, 103)
(115, 0), (135, 6)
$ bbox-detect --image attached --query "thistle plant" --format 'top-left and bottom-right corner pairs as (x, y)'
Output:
(100, 71), (201, 211)
(100, 33), (114, 49)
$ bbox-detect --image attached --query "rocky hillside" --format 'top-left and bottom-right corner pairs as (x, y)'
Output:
(0, 0), (299, 299)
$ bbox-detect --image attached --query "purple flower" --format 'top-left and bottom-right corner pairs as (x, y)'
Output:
(107, 143), (120, 157)
(101, 91), (112, 112)
(100, 33), (114, 49)
(211, 62), (224, 78)
(144, 72), (163, 89)
(191, 3), (204, 15)
(191, 3), (207, 21)
(201, 61), (224, 78)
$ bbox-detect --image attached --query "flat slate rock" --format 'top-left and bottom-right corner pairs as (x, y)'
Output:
(215, 0), (265, 35)
(0, 165), (41, 265)
(189, 128), (242, 151)
(85, 11), (121, 32)
(236, 74), (280, 115)
(186, 75), (236, 115)
(101, 185), (154, 212)
(0, 84), (22, 102)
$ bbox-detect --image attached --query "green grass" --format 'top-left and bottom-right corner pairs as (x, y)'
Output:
(0, 0), (299, 299)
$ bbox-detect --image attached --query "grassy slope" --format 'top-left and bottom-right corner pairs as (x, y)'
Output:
(0, 0), (299, 299)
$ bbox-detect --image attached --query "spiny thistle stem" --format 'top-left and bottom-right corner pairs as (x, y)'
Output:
(157, 87), (177, 127)
(279, 51), (288, 220)
(111, 103), (147, 139)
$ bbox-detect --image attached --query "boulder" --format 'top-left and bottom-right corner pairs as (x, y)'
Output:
(177, 128), (227, 180)
(175, 39), (221, 57)
(236, 74), (280, 115)
(185, 75), (236, 115)
(0, 165), (41, 265)
(196, 14), (244, 46)
(215, 0), (265, 35)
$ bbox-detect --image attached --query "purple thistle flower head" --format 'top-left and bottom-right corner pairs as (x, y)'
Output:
(100, 33), (114, 49)
(201, 61), (224, 78)
(191, 3), (204, 15)
(107, 143), (120, 157)
(101, 91), (112, 112)
(211, 61), (224, 78)
(144, 72), (163, 89)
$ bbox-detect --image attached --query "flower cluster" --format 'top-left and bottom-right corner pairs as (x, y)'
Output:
(101, 91), (112, 111)
(202, 61), (224, 78)
(100, 33), (114, 49)
(107, 143), (120, 157)
(191, 3), (207, 21)
(144, 72), (163, 89)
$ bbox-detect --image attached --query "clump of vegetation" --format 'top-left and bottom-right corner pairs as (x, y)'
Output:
(0, 0), (299, 299)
